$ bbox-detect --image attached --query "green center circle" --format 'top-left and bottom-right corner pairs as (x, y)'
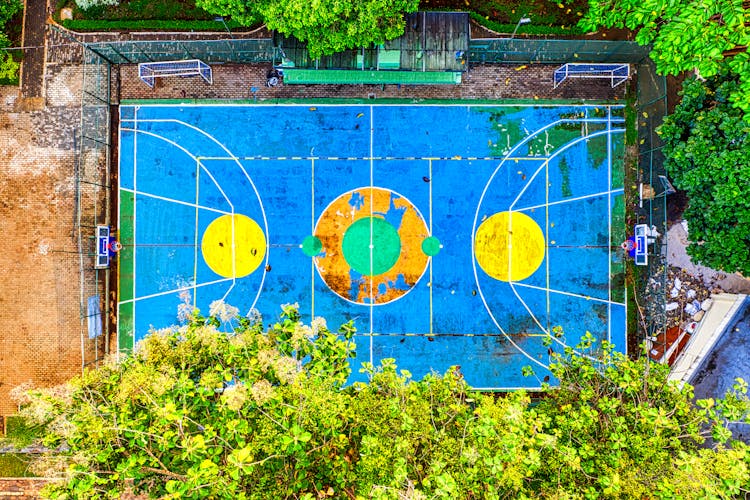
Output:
(342, 217), (401, 276)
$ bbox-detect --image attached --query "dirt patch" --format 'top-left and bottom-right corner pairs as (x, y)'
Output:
(0, 90), (86, 415)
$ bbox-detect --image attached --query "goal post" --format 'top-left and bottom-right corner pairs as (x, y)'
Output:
(138, 59), (213, 88)
(553, 63), (630, 89)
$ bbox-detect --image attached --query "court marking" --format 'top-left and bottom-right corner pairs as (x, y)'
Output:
(506, 126), (626, 342)
(471, 108), (625, 361)
(120, 103), (628, 382)
(124, 117), (271, 314)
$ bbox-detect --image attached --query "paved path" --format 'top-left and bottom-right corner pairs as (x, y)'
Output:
(20, 0), (47, 98)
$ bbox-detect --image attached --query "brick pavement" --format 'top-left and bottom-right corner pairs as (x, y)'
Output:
(118, 62), (626, 102)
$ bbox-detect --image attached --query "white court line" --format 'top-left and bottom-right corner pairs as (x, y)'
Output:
(472, 121), (626, 365)
(607, 106), (613, 344)
(128, 117), (268, 312)
(120, 128), (237, 317)
(509, 129), (625, 349)
(509, 128), (625, 211)
(120, 129), (235, 212)
(311, 157), (315, 319)
(514, 188), (625, 213)
(119, 277), (234, 305)
(193, 160), (200, 310)
(512, 281), (625, 306)
(369, 105), (374, 365)
(132, 108), (138, 347)
(119, 187), (233, 216)
(124, 102), (628, 110)
(429, 158), (433, 337)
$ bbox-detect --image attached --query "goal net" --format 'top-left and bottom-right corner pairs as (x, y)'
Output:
(553, 63), (629, 89)
(138, 59), (213, 88)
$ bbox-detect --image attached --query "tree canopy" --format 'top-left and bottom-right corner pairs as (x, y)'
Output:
(194, 0), (419, 59)
(0, 0), (22, 81)
(579, 0), (750, 117)
(19, 303), (750, 499)
(658, 74), (750, 275)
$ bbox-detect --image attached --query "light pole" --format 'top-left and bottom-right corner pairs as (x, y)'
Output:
(214, 16), (233, 38)
(510, 17), (531, 39)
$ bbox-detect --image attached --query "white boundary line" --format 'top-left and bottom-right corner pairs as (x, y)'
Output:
(473, 120), (625, 364)
(508, 129), (624, 348)
(122, 102), (628, 110)
(119, 277), (234, 305)
(513, 282), (624, 306)
(514, 188), (625, 213)
(607, 106), (613, 345)
(119, 187), (233, 216)
(369, 105), (374, 365)
(119, 104), (630, 380)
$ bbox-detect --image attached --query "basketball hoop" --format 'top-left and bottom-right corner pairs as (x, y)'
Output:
(621, 239), (636, 252)
(108, 240), (122, 253)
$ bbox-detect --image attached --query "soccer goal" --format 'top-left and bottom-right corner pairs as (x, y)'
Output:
(553, 63), (629, 89)
(138, 59), (213, 88)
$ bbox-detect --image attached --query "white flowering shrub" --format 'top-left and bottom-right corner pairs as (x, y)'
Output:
(73, 0), (118, 11)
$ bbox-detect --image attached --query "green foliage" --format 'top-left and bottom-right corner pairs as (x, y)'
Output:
(658, 74), (750, 275)
(468, 12), (586, 36)
(0, 0), (22, 27)
(0, 0), (21, 84)
(1, 416), (45, 449)
(70, 0), (216, 22)
(580, 0), (750, 117)
(195, 0), (419, 58)
(262, 0), (419, 59)
(21, 307), (750, 499)
(0, 454), (36, 478)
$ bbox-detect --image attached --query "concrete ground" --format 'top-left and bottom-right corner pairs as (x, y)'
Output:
(667, 221), (750, 294)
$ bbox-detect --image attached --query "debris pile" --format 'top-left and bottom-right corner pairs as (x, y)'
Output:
(665, 266), (717, 329)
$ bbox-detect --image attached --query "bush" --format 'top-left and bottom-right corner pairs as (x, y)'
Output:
(74, 0), (118, 12)
(659, 73), (750, 275)
(18, 303), (750, 498)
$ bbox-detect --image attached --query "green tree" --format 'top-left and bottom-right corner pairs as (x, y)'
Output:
(0, 0), (22, 27)
(0, 0), (22, 82)
(20, 305), (750, 499)
(579, 0), (750, 117)
(658, 73), (750, 275)
(194, 0), (419, 58)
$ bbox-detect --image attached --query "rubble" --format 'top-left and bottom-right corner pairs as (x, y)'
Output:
(665, 266), (717, 329)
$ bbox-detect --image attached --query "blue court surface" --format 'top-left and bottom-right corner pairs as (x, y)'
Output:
(118, 102), (627, 390)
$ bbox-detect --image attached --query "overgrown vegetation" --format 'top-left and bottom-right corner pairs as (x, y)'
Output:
(16, 303), (750, 498)
(658, 73), (750, 275)
(580, 0), (750, 119)
(0, 454), (35, 478)
(0, 0), (23, 85)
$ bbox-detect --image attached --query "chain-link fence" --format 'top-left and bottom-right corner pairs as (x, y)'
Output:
(85, 38), (275, 65)
(76, 44), (113, 367)
(60, 30), (668, 355)
(633, 59), (669, 349)
(468, 38), (651, 65)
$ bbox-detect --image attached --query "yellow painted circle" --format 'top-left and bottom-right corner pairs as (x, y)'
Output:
(475, 211), (545, 282)
(201, 214), (266, 278)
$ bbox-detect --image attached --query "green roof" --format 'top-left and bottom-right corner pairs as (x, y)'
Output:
(281, 69), (462, 85)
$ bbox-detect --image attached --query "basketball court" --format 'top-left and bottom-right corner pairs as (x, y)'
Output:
(118, 102), (627, 389)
